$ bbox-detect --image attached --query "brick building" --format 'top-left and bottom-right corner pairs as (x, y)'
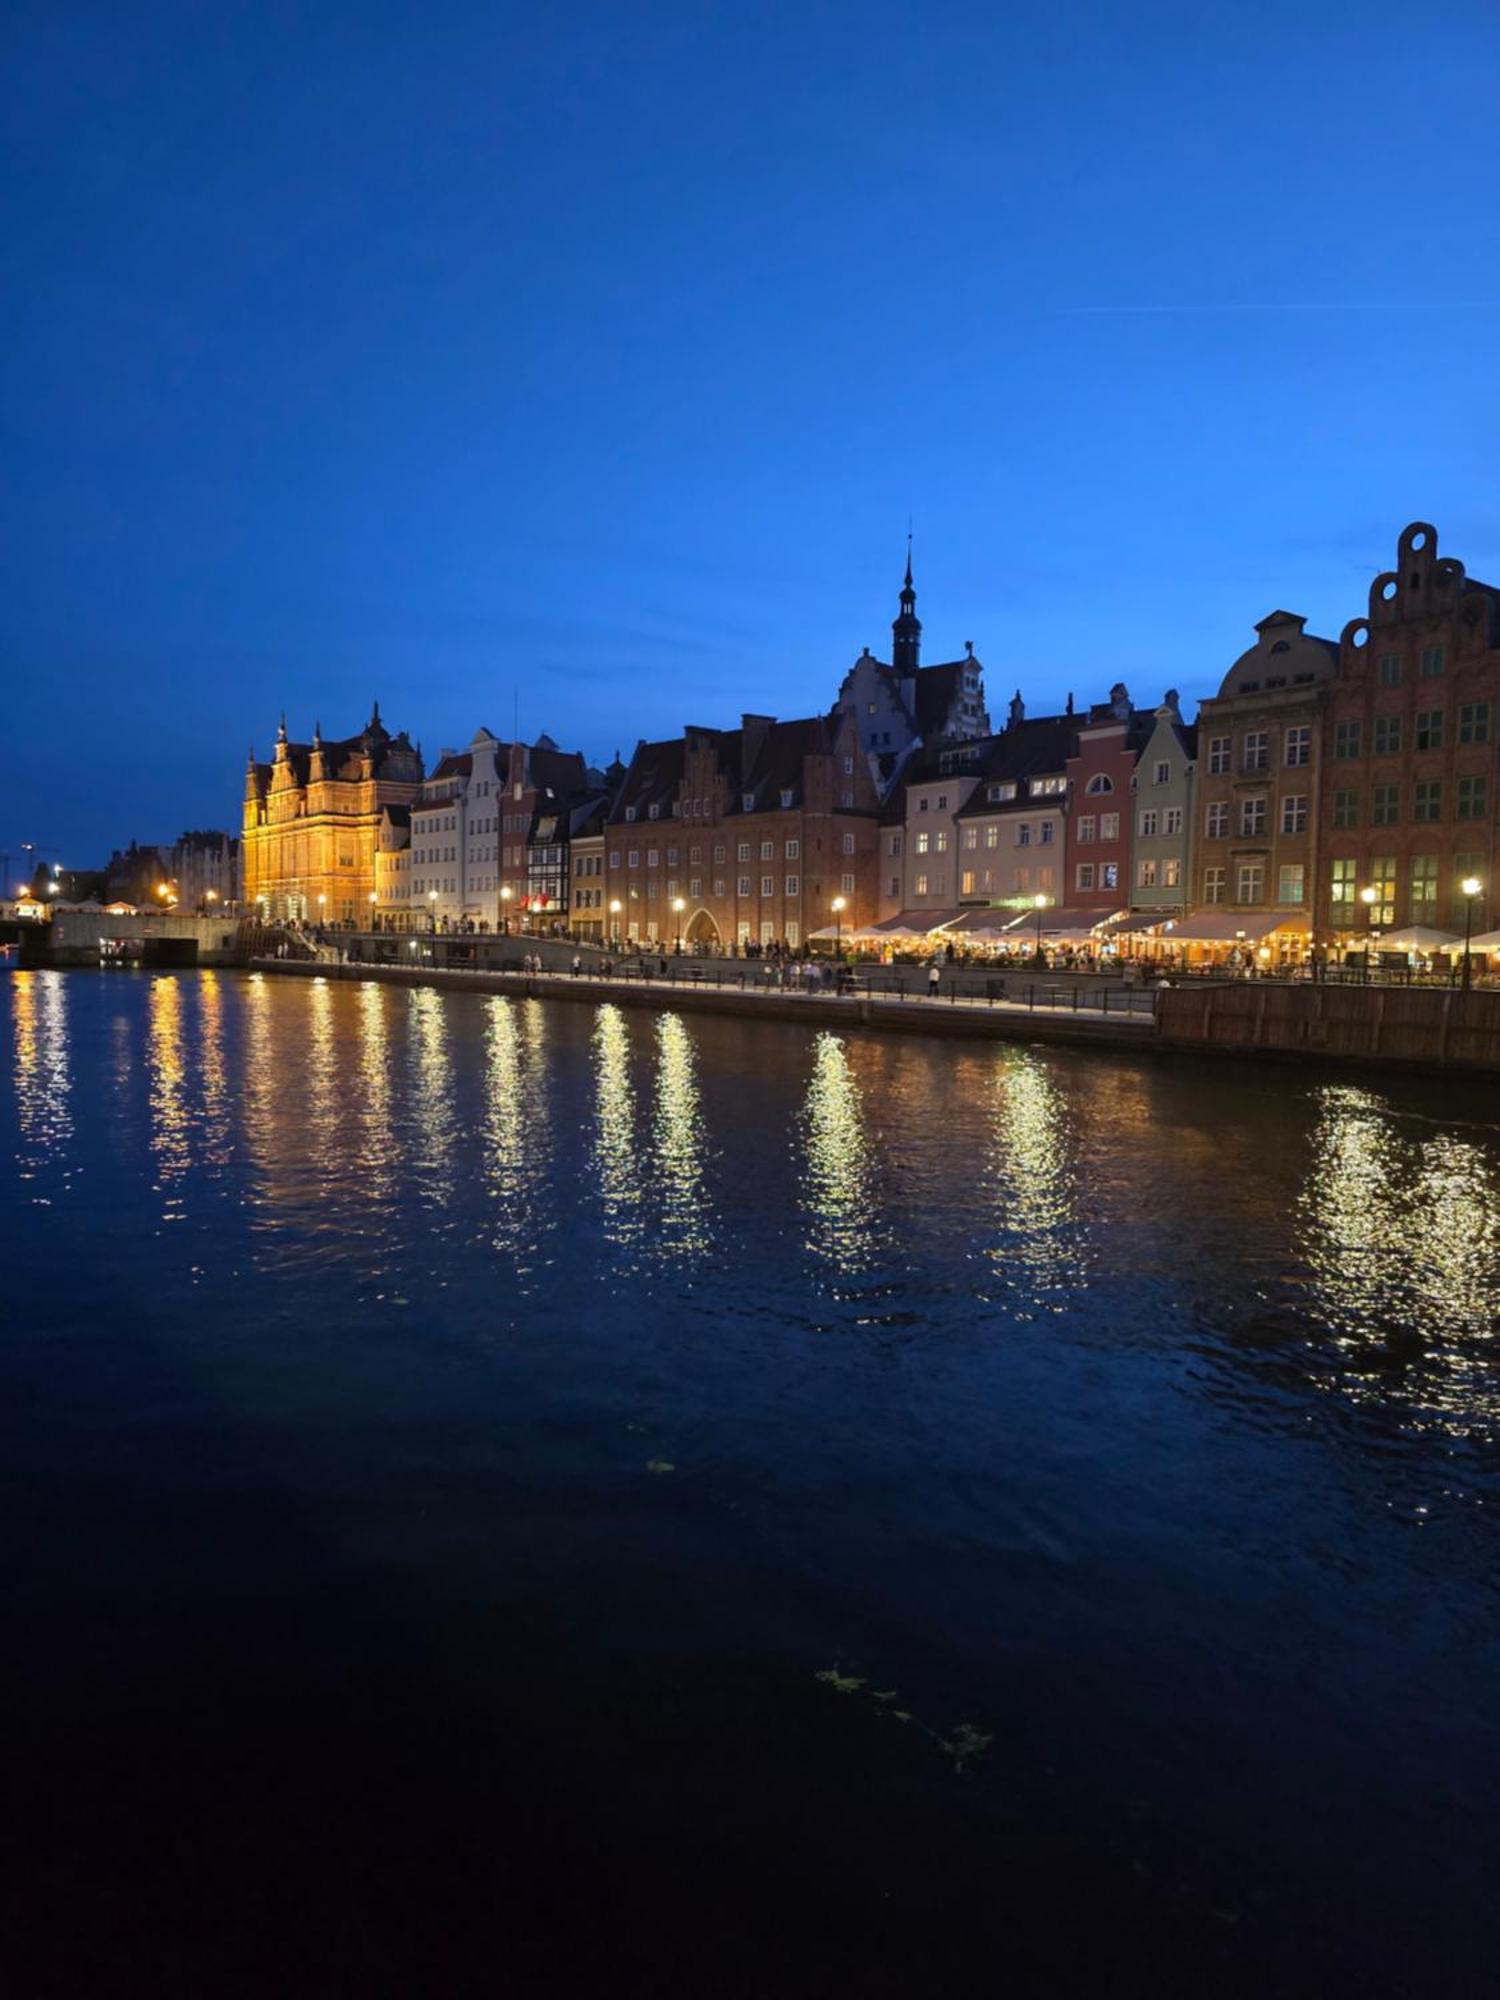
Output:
(1322, 521), (1500, 941)
(606, 711), (880, 951)
(1063, 684), (1148, 915)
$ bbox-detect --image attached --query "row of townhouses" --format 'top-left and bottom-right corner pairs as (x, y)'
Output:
(240, 522), (1500, 959)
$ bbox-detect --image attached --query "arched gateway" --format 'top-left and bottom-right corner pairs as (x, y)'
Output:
(685, 907), (720, 949)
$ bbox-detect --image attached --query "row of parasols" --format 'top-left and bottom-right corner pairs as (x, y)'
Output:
(807, 906), (1500, 954)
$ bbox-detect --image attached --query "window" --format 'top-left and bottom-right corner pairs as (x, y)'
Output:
(1075, 863), (1095, 890)
(742, 793), (755, 812)
(1373, 716), (1402, 756)
(779, 789), (794, 809)
(918, 798), (929, 812)
(713, 844), (726, 862)
(840, 791), (854, 808)
(1208, 736), (1231, 775)
(1077, 815), (1096, 843)
(934, 831), (948, 853)
(1138, 809), (1158, 837)
(1278, 864), (1305, 905)
(960, 870), (976, 896)
(1413, 779), (1441, 823)
(1459, 702), (1491, 745)
(689, 878), (702, 897)
(1377, 652), (1402, 685)
(737, 876), (750, 896)
(888, 833), (902, 856)
(760, 875), (774, 896)
(987, 782), (1016, 803)
(1017, 823), (1031, 846)
(1420, 644), (1446, 678)
(1410, 856), (1438, 918)
(1100, 813), (1120, 841)
(1334, 719), (1362, 760)
(1284, 726), (1311, 767)
(689, 845), (701, 864)
(1206, 802), (1228, 838)
(1240, 797), (1267, 837)
(915, 831), (929, 855)
(936, 794), (947, 809)
(845, 758), (856, 776)
(610, 851), (622, 869)
(1153, 760), (1170, 785)
(915, 872), (929, 896)
(646, 848), (659, 867)
(737, 842), (751, 861)
(1281, 794), (1307, 834)
(1138, 859), (1158, 887)
(841, 873), (855, 893)
(889, 876), (901, 898)
(962, 826), (977, 850)
(1164, 859), (1181, 888)
(627, 849), (639, 868)
(841, 832), (855, 855)
(1371, 783), (1398, 827)
(1415, 710), (1444, 752)
(1040, 821), (1054, 845)
(1204, 866), (1226, 904)
(786, 922), (801, 948)
(756, 840), (772, 860)
(1242, 731), (1268, 771)
(648, 804), (660, 821)
(784, 875), (799, 896)
(984, 825), (999, 849)
(1367, 858), (1397, 927)
(1086, 774), (1114, 795)
(784, 839), (800, 860)
(1101, 863), (1119, 890)
(1458, 775), (1489, 820)
(1236, 862), (1264, 903)
(1332, 789), (1359, 830)
(1163, 807), (1183, 835)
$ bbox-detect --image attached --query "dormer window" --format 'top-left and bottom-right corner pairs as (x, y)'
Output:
(648, 803), (660, 820)
(743, 792), (756, 812)
(625, 806), (637, 822)
(987, 781), (1017, 803)
(1085, 774), (1114, 795)
(780, 788), (794, 808)
(1270, 640), (1290, 654)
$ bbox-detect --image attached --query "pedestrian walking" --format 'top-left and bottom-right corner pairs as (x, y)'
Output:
(927, 961), (941, 999)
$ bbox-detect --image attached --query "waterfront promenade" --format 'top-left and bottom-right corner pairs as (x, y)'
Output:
(252, 955), (1159, 1050)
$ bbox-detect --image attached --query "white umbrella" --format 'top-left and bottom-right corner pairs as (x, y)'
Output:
(1376, 925), (1459, 951)
(1438, 928), (1500, 954)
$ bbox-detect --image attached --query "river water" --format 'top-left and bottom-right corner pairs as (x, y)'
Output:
(2, 967), (1496, 1997)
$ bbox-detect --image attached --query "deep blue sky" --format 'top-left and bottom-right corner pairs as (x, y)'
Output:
(4, 0), (1499, 870)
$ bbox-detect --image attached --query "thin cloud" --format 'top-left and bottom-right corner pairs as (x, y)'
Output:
(1056, 301), (1494, 315)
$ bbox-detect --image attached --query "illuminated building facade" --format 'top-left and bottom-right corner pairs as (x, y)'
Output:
(1321, 521), (1500, 940)
(242, 705), (423, 923)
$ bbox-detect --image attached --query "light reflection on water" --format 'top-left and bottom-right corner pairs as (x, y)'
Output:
(591, 1003), (644, 1256)
(653, 1012), (712, 1264)
(482, 996), (554, 1279)
(146, 975), (190, 1215)
(409, 985), (457, 1211)
(799, 1032), (881, 1277)
(986, 1051), (1085, 1310)
(8, 970), (72, 1198)
(1299, 1085), (1500, 1439)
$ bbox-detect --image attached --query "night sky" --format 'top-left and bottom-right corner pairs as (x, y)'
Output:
(4, 0), (1499, 871)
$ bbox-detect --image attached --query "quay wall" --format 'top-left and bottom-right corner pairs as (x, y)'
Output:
(1157, 980), (1500, 1074)
(250, 958), (1153, 1051)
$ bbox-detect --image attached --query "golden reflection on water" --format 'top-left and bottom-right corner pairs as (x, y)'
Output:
(304, 977), (339, 1178)
(405, 985), (458, 1212)
(481, 996), (554, 1275)
(987, 1052), (1084, 1304)
(800, 1032), (878, 1271)
(1300, 1086), (1500, 1436)
(146, 976), (190, 1214)
(356, 982), (395, 1204)
(653, 1012), (711, 1261)
(592, 1004), (644, 1251)
(196, 972), (232, 1170)
(9, 970), (72, 1195)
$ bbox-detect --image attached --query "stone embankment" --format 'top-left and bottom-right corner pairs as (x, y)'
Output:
(251, 957), (1155, 1050)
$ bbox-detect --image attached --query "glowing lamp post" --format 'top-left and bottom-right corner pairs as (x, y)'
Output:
(609, 897), (622, 944)
(367, 890), (377, 928)
(672, 895), (686, 954)
(831, 894), (846, 959)
(1033, 892), (1049, 959)
(499, 883), (513, 935)
(427, 888), (438, 933)
(1461, 875), (1483, 991)
(1359, 884), (1379, 982)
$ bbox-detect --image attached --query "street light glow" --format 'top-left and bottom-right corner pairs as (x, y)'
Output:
(831, 895), (846, 913)
(1462, 876), (1482, 898)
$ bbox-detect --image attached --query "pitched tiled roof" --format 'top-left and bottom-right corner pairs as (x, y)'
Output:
(953, 715), (1077, 817)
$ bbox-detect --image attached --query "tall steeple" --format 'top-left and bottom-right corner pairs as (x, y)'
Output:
(891, 535), (922, 677)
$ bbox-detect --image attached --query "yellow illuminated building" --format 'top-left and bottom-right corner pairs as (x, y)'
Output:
(242, 705), (423, 923)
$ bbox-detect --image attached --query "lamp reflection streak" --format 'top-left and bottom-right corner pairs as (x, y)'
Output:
(408, 987), (456, 1210)
(592, 1005), (644, 1255)
(988, 1053), (1083, 1305)
(146, 976), (191, 1217)
(653, 1012), (711, 1262)
(481, 997), (553, 1279)
(9, 971), (73, 1196)
(196, 972), (232, 1171)
(1300, 1086), (1499, 1438)
(357, 982), (396, 1210)
(799, 1033), (879, 1274)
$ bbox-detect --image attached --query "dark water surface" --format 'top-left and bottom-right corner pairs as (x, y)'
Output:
(3, 968), (1497, 1997)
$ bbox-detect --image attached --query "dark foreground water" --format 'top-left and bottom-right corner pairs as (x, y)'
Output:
(2, 969), (1497, 1997)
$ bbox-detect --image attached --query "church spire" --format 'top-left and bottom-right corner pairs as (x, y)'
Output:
(892, 535), (921, 677)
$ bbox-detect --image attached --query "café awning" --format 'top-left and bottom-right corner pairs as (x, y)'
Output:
(998, 905), (1127, 941)
(1440, 928), (1500, 954)
(1163, 910), (1300, 944)
(1379, 925), (1459, 951)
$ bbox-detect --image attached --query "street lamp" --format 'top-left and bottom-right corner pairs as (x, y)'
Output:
(427, 887), (438, 933)
(1460, 874), (1483, 991)
(1360, 884), (1379, 983)
(609, 896), (622, 944)
(1033, 892), (1049, 960)
(499, 883), (513, 935)
(672, 895), (686, 954)
(831, 894), (846, 958)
